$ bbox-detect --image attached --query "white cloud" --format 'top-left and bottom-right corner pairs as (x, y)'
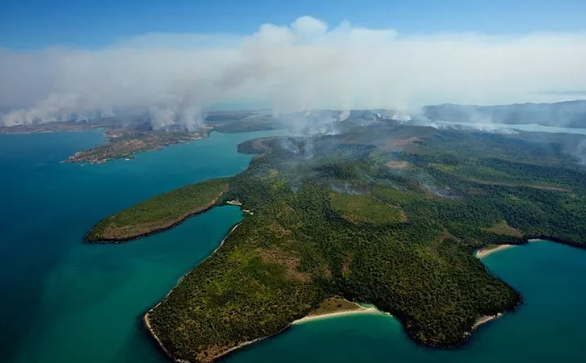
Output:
(1, 16), (585, 126)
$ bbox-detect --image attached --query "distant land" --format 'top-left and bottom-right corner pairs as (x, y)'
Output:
(0, 111), (284, 164)
(423, 100), (586, 128)
(85, 116), (586, 362)
(2, 100), (585, 164)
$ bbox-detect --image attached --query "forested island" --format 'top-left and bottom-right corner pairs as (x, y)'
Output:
(86, 120), (586, 363)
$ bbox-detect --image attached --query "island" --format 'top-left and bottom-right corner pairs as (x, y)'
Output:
(86, 121), (586, 363)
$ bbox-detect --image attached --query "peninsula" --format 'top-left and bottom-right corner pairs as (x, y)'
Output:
(86, 122), (586, 362)
(86, 178), (230, 242)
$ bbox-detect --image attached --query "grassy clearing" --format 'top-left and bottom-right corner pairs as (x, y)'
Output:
(482, 220), (524, 238)
(330, 192), (407, 224)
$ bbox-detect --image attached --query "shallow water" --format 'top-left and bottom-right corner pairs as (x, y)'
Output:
(1, 131), (586, 363)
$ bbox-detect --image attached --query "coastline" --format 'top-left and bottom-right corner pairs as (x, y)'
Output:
(143, 233), (575, 361)
(472, 313), (503, 330)
(146, 292), (388, 363)
(476, 238), (550, 259)
(475, 244), (516, 259)
(213, 302), (389, 363)
(85, 188), (228, 244)
(85, 204), (219, 243)
(226, 200), (254, 215)
(142, 222), (242, 363)
(292, 305), (384, 325)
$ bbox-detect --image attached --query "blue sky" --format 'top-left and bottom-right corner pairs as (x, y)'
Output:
(2, 0), (586, 49)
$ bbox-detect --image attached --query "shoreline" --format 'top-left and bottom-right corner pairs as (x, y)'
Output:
(292, 304), (386, 325)
(145, 234), (578, 362)
(85, 188), (228, 244)
(476, 238), (550, 259)
(472, 313), (503, 330)
(226, 200), (254, 215)
(213, 302), (390, 363)
(142, 222), (242, 363)
(146, 294), (389, 363)
(85, 204), (218, 243)
(475, 244), (516, 259)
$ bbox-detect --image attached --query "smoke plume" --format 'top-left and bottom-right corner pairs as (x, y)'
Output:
(1, 16), (586, 128)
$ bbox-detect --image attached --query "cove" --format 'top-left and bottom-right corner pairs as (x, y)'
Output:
(221, 240), (586, 363)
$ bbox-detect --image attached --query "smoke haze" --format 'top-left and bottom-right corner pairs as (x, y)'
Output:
(1, 16), (586, 127)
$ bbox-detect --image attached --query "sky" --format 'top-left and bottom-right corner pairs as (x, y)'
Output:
(2, 0), (586, 49)
(1, 0), (585, 126)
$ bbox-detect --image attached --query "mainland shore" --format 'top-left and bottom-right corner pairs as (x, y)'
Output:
(475, 244), (516, 258)
(210, 300), (390, 363)
(144, 226), (544, 362)
(145, 292), (390, 363)
(143, 222), (242, 363)
(292, 303), (386, 325)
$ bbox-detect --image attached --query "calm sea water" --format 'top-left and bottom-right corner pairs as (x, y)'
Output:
(0, 129), (284, 363)
(1, 129), (586, 363)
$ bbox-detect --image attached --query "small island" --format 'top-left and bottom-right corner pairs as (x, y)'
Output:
(86, 122), (586, 362)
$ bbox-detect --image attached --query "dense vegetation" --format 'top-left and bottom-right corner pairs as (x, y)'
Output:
(86, 178), (229, 242)
(91, 124), (586, 362)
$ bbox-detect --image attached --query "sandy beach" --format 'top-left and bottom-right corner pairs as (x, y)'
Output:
(476, 244), (516, 259)
(473, 313), (503, 330)
(292, 305), (385, 325)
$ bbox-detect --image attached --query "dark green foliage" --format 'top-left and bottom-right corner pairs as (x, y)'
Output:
(93, 124), (586, 362)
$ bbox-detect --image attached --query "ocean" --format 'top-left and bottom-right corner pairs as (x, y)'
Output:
(1, 129), (585, 363)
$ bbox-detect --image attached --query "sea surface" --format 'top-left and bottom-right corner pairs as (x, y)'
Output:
(1, 127), (586, 363)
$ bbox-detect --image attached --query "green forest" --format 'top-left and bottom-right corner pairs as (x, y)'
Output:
(86, 178), (229, 242)
(89, 123), (586, 362)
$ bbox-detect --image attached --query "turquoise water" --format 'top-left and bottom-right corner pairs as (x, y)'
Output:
(0, 129), (285, 363)
(2, 130), (586, 363)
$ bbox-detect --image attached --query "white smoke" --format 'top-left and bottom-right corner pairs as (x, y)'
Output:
(338, 110), (351, 122)
(1, 16), (586, 128)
